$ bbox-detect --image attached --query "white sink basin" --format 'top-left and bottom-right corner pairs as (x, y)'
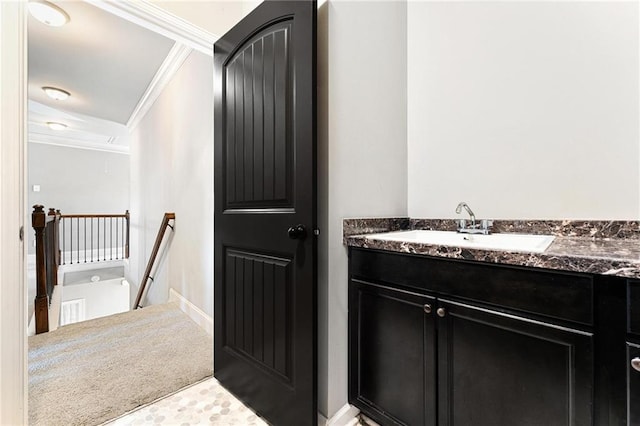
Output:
(365, 230), (555, 254)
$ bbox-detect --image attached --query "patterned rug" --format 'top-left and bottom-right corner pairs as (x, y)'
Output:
(29, 302), (213, 426)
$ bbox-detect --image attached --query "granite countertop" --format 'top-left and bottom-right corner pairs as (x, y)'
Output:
(343, 218), (640, 279)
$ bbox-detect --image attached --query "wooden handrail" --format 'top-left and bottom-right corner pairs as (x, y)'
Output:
(33, 205), (60, 334)
(134, 213), (176, 309)
(60, 213), (129, 218)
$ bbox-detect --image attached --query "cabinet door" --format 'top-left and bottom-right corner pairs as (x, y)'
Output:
(628, 342), (640, 425)
(437, 299), (594, 426)
(349, 279), (437, 426)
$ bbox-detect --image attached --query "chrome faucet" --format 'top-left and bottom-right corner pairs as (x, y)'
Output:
(455, 202), (476, 227)
(455, 202), (492, 235)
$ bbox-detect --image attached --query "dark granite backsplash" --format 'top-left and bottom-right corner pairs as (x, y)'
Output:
(343, 218), (410, 238)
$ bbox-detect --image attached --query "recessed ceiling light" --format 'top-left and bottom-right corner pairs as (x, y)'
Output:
(46, 122), (67, 131)
(28, 1), (70, 27)
(42, 86), (70, 101)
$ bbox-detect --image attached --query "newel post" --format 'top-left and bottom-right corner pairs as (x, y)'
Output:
(33, 205), (49, 334)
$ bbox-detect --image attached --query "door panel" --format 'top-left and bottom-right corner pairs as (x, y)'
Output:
(438, 299), (594, 426)
(224, 249), (292, 381)
(224, 22), (292, 208)
(214, 1), (317, 425)
(349, 279), (437, 426)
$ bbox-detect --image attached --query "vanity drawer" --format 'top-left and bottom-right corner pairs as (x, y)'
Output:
(350, 248), (594, 326)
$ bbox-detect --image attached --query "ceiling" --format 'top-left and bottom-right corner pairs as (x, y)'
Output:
(28, 1), (177, 149)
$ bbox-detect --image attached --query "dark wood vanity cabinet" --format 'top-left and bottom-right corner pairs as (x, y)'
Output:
(348, 248), (613, 426)
(628, 281), (640, 425)
(627, 343), (640, 425)
(349, 280), (437, 426)
(437, 299), (593, 426)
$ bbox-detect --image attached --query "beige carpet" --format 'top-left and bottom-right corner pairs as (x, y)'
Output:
(29, 302), (213, 426)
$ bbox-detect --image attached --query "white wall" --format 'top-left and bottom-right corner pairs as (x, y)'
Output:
(27, 143), (130, 252)
(28, 143), (129, 214)
(129, 50), (214, 316)
(407, 1), (639, 220)
(319, 0), (408, 417)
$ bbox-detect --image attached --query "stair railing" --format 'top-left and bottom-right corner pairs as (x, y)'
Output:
(32, 206), (131, 334)
(134, 213), (176, 309)
(58, 210), (130, 265)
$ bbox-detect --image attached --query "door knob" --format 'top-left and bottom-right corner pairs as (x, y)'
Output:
(632, 357), (640, 372)
(423, 304), (432, 314)
(287, 224), (307, 240)
(437, 308), (446, 317)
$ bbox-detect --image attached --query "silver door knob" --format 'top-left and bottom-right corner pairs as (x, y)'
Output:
(423, 304), (432, 314)
(437, 308), (446, 317)
(632, 357), (640, 372)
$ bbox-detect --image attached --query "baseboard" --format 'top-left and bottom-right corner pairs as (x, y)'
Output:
(48, 284), (62, 332)
(168, 288), (213, 337)
(324, 403), (360, 426)
(27, 313), (35, 336)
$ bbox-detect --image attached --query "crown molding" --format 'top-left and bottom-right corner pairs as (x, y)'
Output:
(86, 0), (218, 56)
(29, 132), (130, 155)
(126, 42), (192, 131)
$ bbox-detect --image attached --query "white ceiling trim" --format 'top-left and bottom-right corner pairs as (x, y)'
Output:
(126, 42), (192, 131)
(86, 0), (218, 56)
(30, 133), (130, 155)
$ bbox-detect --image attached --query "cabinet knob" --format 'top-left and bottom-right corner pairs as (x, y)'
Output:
(423, 304), (432, 314)
(437, 307), (446, 317)
(632, 357), (640, 372)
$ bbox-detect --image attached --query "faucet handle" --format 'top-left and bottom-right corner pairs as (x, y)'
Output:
(481, 219), (493, 230)
(457, 219), (466, 229)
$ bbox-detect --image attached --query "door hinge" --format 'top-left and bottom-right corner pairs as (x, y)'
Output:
(19, 226), (24, 241)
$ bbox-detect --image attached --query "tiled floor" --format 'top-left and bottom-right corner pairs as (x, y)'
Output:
(106, 377), (268, 425)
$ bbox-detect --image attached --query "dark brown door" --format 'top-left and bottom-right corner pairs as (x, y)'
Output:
(213, 1), (317, 425)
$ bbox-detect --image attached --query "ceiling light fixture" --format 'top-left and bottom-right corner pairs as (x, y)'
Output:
(46, 122), (67, 131)
(28, 1), (70, 27)
(42, 86), (70, 101)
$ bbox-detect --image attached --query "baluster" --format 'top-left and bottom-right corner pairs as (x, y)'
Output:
(121, 216), (125, 259)
(116, 216), (119, 259)
(110, 217), (113, 261)
(77, 217), (79, 264)
(103, 217), (106, 261)
(98, 217), (100, 261)
(70, 218), (74, 264)
(62, 217), (66, 265)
